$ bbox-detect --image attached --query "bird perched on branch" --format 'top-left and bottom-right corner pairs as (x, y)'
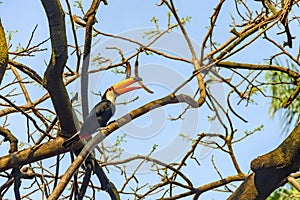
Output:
(63, 77), (142, 148)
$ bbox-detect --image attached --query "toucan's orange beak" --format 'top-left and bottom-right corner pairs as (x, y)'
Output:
(113, 77), (142, 95)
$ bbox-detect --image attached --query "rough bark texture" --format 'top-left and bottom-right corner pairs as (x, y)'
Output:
(41, 0), (77, 137)
(0, 137), (74, 172)
(0, 19), (8, 85)
(228, 123), (300, 199)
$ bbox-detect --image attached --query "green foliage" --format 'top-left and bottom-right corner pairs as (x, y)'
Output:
(265, 59), (300, 134)
(115, 134), (127, 146)
(5, 29), (18, 47)
(244, 125), (264, 135)
(150, 16), (159, 30)
(15, 42), (25, 52)
(179, 133), (193, 142)
(146, 10), (192, 37)
(46, 115), (53, 121)
(111, 67), (125, 74)
(91, 52), (112, 67)
(180, 16), (192, 25)
(73, 0), (83, 9)
(112, 134), (127, 153)
(208, 115), (216, 121)
(267, 182), (300, 200)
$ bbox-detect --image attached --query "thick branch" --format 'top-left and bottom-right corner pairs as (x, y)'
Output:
(229, 123), (300, 199)
(41, 0), (77, 137)
(0, 137), (72, 172)
(0, 19), (8, 85)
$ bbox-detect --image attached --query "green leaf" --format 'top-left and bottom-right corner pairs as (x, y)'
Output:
(265, 58), (300, 134)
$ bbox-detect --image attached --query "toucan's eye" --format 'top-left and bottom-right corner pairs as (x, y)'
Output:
(108, 87), (113, 91)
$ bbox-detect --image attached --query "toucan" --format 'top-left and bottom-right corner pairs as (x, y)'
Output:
(63, 77), (142, 148)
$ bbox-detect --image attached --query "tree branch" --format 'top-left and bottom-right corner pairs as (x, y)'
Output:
(0, 127), (18, 153)
(0, 137), (70, 172)
(8, 60), (43, 85)
(41, 0), (77, 137)
(217, 61), (300, 79)
(229, 123), (300, 199)
(161, 174), (247, 200)
(217, 60), (300, 108)
(164, 0), (206, 106)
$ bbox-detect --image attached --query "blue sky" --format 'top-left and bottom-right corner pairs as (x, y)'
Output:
(0, 0), (289, 199)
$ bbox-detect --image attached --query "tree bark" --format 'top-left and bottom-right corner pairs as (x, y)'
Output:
(229, 123), (300, 199)
(41, 0), (77, 137)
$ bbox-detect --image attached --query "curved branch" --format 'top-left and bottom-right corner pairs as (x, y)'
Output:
(0, 95), (52, 139)
(41, 0), (77, 137)
(282, 85), (300, 108)
(0, 93), (198, 173)
(0, 127), (18, 153)
(164, 0), (206, 106)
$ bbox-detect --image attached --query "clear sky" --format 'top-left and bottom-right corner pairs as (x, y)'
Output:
(0, 0), (288, 199)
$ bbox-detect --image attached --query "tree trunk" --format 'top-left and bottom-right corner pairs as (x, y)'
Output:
(229, 123), (300, 199)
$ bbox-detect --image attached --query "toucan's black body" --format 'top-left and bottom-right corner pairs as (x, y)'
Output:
(80, 98), (115, 138)
(62, 77), (142, 148)
(62, 96), (116, 148)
